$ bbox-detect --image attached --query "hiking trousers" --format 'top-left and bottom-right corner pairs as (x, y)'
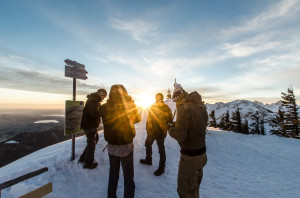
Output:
(177, 153), (207, 198)
(145, 135), (166, 169)
(80, 128), (99, 164)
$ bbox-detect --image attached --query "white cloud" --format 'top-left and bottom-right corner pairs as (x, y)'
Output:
(222, 35), (280, 57)
(221, 0), (300, 38)
(109, 18), (159, 43)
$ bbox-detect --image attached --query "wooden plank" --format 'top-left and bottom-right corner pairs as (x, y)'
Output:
(64, 59), (85, 68)
(65, 65), (87, 73)
(19, 182), (52, 198)
(0, 167), (48, 190)
(65, 71), (87, 80)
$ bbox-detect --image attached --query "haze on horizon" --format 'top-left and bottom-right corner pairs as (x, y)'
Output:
(0, 0), (299, 109)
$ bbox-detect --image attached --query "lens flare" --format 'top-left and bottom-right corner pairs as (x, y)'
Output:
(134, 94), (154, 109)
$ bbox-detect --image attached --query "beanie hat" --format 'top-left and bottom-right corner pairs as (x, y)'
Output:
(97, 88), (107, 97)
(172, 84), (183, 101)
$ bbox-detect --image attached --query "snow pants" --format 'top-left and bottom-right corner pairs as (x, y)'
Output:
(80, 128), (99, 164)
(145, 135), (166, 169)
(177, 153), (207, 198)
(108, 152), (135, 198)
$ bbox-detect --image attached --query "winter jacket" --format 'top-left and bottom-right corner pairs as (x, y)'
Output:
(100, 86), (141, 145)
(146, 101), (173, 139)
(80, 92), (102, 130)
(168, 91), (208, 155)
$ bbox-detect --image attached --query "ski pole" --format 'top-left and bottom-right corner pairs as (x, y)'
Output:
(102, 143), (108, 152)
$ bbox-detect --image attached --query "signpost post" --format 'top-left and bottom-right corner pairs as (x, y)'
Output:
(64, 59), (88, 161)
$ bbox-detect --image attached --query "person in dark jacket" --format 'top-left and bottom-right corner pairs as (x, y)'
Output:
(79, 88), (107, 169)
(100, 84), (141, 198)
(140, 93), (173, 176)
(168, 84), (208, 198)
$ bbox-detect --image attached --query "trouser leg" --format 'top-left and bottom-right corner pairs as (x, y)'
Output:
(80, 131), (99, 161)
(177, 153), (207, 198)
(156, 138), (166, 170)
(108, 154), (121, 198)
(145, 135), (155, 161)
(121, 152), (135, 198)
(84, 128), (98, 164)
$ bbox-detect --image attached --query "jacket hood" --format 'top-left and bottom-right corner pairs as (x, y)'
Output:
(182, 91), (203, 104)
(87, 92), (101, 101)
(107, 84), (133, 104)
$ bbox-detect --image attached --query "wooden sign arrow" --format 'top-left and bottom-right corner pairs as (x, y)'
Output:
(64, 59), (85, 69)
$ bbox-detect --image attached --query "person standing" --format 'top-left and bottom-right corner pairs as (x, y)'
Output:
(168, 84), (208, 198)
(79, 88), (107, 169)
(100, 84), (141, 198)
(140, 93), (173, 176)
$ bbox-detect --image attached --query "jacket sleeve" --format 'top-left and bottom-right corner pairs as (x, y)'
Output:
(168, 105), (190, 143)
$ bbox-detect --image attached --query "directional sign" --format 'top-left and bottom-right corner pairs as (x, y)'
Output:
(65, 65), (87, 73)
(64, 62), (88, 80)
(65, 71), (88, 80)
(64, 59), (85, 69)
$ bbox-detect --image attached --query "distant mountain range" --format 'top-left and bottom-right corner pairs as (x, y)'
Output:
(206, 100), (283, 126)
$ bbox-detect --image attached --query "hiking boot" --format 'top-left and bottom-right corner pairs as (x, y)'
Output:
(154, 168), (164, 176)
(140, 158), (152, 165)
(83, 162), (98, 169)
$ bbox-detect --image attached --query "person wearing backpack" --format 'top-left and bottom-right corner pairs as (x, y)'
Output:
(140, 93), (173, 176)
(79, 88), (107, 169)
(168, 84), (208, 198)
(100, 84), (141, 198)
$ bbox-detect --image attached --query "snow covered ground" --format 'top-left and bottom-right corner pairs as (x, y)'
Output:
(1, 103), (299, 197)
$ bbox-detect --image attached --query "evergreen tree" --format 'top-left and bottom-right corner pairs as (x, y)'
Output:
(209, 110), (217, 127)
(242, 119), (249, 134)
(281, 86), (299, 137)
(270, 108), (285, 136)
(231, 108), (242, 133)
(224, 110), (232, 130)
(166, 89), (172, 100)
(219, 114), (225, 130)
(250, 111), (260, 134)
(260, 116), (265, 135)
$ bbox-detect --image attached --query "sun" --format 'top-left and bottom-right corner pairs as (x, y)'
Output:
(134, 94), (155, 109)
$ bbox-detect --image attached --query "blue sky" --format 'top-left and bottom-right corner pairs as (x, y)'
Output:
(0, 0), (299, 108)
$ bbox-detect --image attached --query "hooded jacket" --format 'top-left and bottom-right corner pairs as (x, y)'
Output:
(80, 92), (102, 130)
(169, 91), (208, 154)
(100, 85), (141, 145)
(146, 101), (173, 139)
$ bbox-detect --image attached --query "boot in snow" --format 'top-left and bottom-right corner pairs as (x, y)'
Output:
(140, 158), (152, 165)
(154, 168), (164, 176)
(83, 161), (98, 169)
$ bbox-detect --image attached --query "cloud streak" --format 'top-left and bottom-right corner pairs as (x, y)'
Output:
(0, 51), (106, 96)
(109, 18), (159, 43)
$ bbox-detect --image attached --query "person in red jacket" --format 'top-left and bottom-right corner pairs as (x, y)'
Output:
(79, 88), (107, 169)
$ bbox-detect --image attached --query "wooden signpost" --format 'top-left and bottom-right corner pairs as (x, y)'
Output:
(64, 59), (87, 161)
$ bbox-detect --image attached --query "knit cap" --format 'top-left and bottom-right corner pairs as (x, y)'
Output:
(172, 84), (183, 101)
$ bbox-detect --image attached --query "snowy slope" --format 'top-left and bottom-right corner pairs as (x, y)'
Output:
(1, 101), (299, 198)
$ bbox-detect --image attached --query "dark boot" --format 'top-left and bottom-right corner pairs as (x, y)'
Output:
(83, 161), (98, 169)
(154, 167), (164, 176)
(140, 158), (152, 165)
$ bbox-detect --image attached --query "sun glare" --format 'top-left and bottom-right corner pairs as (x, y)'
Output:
(134, 94), (155, 109)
